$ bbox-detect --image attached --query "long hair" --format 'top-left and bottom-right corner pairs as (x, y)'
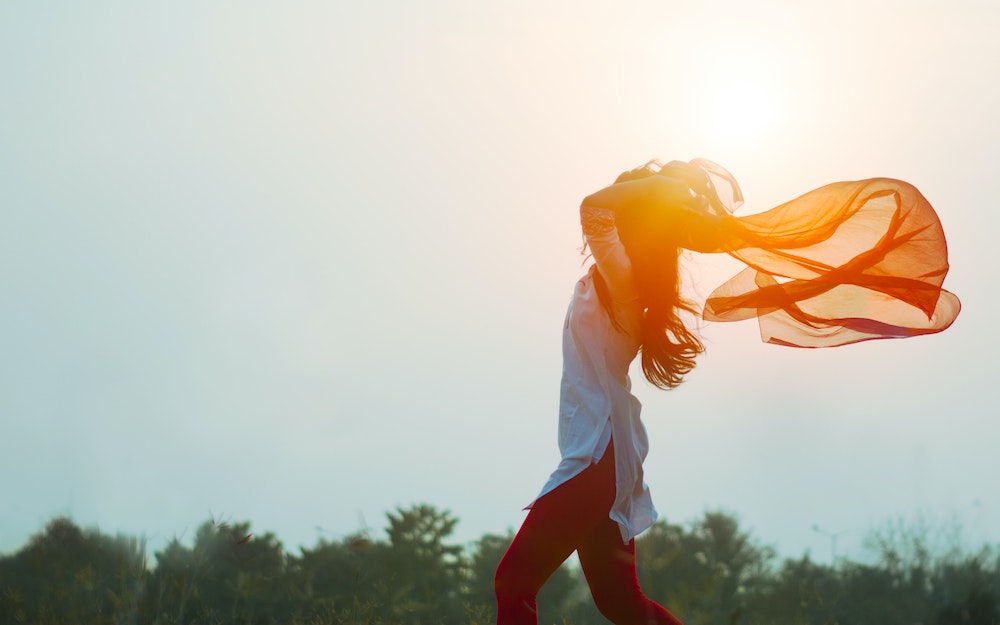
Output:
(592, 161), (708, 390)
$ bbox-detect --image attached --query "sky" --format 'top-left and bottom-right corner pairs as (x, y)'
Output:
(2, 1), (998, 566)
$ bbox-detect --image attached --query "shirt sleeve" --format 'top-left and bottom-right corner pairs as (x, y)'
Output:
(581, 205), (639, 304)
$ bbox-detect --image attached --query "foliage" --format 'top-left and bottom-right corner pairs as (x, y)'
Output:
(1, 506), (998, 625)
(141, 516), (291, 624)
(636, 511), (776, 624)
(0, 516), (147, 625)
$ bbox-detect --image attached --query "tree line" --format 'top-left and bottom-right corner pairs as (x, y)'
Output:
(0, 504), (997, 625)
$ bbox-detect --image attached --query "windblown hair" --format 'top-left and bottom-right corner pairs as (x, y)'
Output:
(592, 161), (707, 390)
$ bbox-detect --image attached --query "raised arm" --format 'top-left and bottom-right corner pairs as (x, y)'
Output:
(578, 175), (697, 305)
(584, 171), (733, 253)
(581, 174), (697, 215)
(579, 204), (637, 306)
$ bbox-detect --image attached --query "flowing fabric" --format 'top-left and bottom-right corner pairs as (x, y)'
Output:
(674, 160), (961, 347)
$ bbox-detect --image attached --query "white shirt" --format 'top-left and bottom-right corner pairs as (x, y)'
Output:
(531, 205), (657, 543)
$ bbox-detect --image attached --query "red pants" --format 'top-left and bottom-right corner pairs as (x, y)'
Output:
(494, 442), (683, 625)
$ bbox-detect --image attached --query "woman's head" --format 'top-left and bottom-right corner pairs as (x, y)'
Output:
(613, 159), (742, 216)
(609, 159), (734, 254)
(597, 158), (742, 389)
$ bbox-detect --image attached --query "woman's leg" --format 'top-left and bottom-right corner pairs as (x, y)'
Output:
(577, 517), (684, 625)
(494, 448), (616, 625)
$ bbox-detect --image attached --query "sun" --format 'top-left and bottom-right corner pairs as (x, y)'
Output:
(692, 47), (786, 147)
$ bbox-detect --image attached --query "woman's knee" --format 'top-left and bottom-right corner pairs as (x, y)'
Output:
(591, 585), (649, 624)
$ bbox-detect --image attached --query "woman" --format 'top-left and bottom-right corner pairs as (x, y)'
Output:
(493, 158), (959, 625)
(493, 160), (722, 625)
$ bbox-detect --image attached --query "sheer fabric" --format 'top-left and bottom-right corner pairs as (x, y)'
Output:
(675, 160), (961, 347)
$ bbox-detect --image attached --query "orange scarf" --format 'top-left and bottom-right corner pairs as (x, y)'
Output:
(679, 161), (960, 347)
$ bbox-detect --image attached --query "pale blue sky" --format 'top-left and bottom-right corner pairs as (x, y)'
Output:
(2, 1), (997, 563)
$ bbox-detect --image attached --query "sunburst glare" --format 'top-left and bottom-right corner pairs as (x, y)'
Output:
(710, 76), (776, 142)
(692, 46), (787, 148)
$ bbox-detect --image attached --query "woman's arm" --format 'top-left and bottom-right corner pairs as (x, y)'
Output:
(579, 205), (637, 305)
(584, 173), (730, 253)
(581, 174), (696, 215)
